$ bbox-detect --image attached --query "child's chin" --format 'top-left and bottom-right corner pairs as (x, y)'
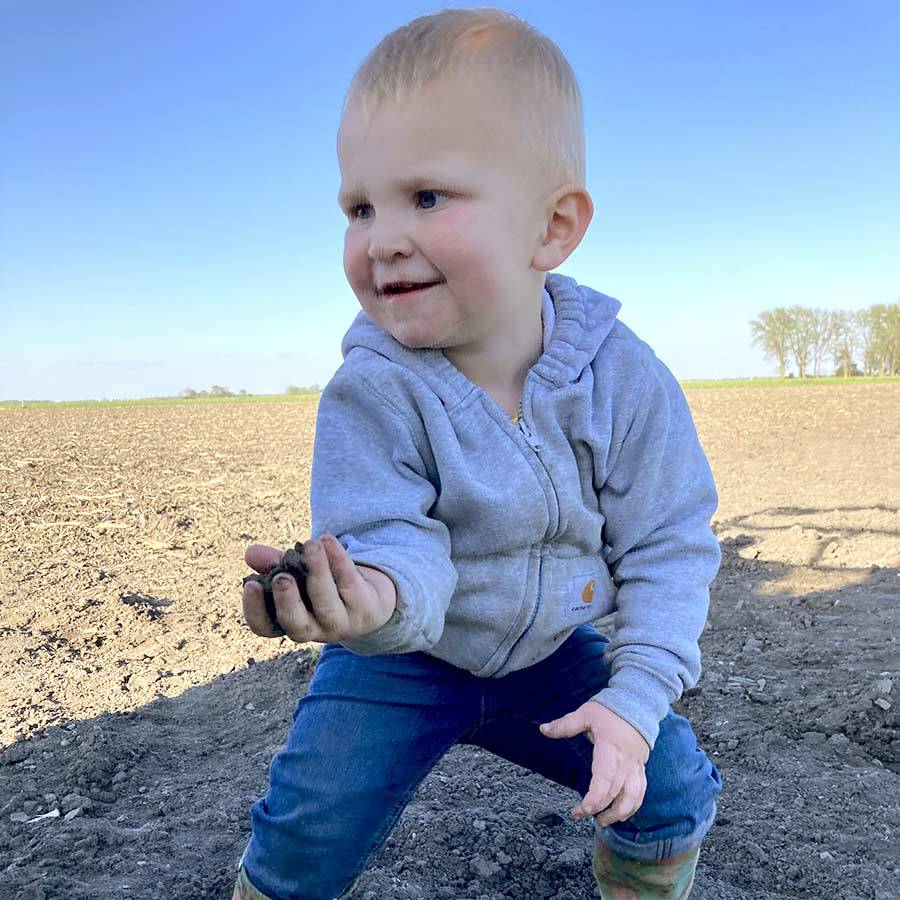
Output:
(396, 334), (443, 350)
(388, 327), (445, 350)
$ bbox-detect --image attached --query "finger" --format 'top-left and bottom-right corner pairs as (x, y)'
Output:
(301, 539), (348, 634)
(244, 543), (284, 574)
(572, 743), (624, 820)
(572, 769), (622, 821)
(539, 709), (587, 740)
(595, 768), (647, 827)
(271, 573), (320, 641)
(242, 579), (283, 638)
(320, 535), (367, 608)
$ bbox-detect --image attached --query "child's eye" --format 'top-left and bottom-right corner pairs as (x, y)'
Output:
(349, 203), (374, 221)
(415, 190), (445, 210)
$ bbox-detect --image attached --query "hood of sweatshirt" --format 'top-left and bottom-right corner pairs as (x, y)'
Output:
(340, 273), (623, 403)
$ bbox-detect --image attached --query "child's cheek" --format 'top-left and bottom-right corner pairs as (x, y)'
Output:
(428, 207), (496, 274)
(343, 230), (368, 297)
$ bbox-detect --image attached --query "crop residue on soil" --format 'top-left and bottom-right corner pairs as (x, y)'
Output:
(1, 384), (898, 899)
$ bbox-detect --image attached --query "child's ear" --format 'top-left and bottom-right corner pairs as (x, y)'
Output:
(531, 184), (594, 272)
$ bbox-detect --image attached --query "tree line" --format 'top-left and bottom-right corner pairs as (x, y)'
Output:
(750, 302), (900, 377)
(178, 384), (321, 398)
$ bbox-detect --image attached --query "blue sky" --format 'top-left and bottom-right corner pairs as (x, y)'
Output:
(2, 1), (897, 400)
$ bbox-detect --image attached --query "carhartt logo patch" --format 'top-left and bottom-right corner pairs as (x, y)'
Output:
(563, 575), (599, 621)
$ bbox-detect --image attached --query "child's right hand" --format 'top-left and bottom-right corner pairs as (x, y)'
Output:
(241, 535), (397, 644)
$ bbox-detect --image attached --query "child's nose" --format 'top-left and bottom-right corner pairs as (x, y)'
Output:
(367, 214), (414, 261)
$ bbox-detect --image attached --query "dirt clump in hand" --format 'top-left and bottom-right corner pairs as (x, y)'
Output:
(242, 542), (311, 635)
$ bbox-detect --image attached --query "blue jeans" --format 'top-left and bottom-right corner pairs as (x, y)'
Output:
(241, 626), (721, 900)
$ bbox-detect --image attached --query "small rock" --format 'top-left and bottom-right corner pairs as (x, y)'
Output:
(814, 709), (847, 735)
(554, 847), (584, 869)
(745, 841), (766, 863)
(495, 850), (512, 866)
(64, 807), (83, 822)
(61, 793), (93, 813)
(875, 678), (893, 696)
(873, 698), (892, 711)
(828, 734), (851, 750)
(469, 855), (498, 878)
(819, 850), (835, 861)
(9, 812), (29, 823)
(532, 846), (548, 864)
(3, 743), (30, 764)
(472, 818), (487, 832)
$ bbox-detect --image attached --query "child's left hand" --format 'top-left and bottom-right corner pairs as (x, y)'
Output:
(539, 700), (650, 826)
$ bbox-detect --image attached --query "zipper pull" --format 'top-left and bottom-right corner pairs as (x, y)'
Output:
(519, 418), (542, 452)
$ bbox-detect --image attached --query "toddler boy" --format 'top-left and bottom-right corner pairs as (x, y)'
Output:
(235, 8), (721, 899)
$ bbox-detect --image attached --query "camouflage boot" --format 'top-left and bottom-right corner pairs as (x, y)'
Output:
(233, 864), (272, 900)
(233, 862), (362, 899)
(592, 841), (700, 899)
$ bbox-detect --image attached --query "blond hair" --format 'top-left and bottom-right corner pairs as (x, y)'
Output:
(344, 8), (585, 185)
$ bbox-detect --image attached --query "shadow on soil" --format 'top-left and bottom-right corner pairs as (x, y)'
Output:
(1, 548), (898, 900)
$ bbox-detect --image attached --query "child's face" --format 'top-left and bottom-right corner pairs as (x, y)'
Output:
(338, 73), (551, 355)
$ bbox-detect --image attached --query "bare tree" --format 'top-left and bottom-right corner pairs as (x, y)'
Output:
(810, 308), (833, 376)
(855, 308), (878, 375)
(886, 303), (900, 375)
(829, 311), (857, 377)
(750, 308), (792, 376)
(785, 306), (820, 378)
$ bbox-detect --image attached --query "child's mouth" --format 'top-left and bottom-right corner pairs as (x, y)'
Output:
(380, 280), (443, 298)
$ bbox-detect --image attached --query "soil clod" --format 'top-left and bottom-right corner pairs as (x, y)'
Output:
(242, 542), (311, 635)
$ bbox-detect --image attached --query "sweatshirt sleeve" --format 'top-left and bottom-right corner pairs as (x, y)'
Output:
(310, 369), (457, 655)
(593, 355), (720, 749)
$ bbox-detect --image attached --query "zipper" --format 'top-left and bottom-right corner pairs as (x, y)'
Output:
(518, 414), (543, 452)
(494, 545), (545, 674)
(517, 398), (559, 536)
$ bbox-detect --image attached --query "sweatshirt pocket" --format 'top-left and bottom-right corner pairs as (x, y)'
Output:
(497, 554), (617, 674)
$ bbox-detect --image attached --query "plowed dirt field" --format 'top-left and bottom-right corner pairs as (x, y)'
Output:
(1, 383), (898, 899)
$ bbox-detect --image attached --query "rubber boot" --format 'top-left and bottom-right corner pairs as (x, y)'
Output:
(592, 841), (701, 899)
(233, 864), (271, 900)
(233, 862), (363, 900)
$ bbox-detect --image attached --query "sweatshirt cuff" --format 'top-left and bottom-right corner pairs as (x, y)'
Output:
(592, 667), (674, 750)
(339, 557), (423, 655)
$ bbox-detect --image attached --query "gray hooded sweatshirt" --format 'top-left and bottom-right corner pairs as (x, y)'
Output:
(310, 273), (720, 748)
